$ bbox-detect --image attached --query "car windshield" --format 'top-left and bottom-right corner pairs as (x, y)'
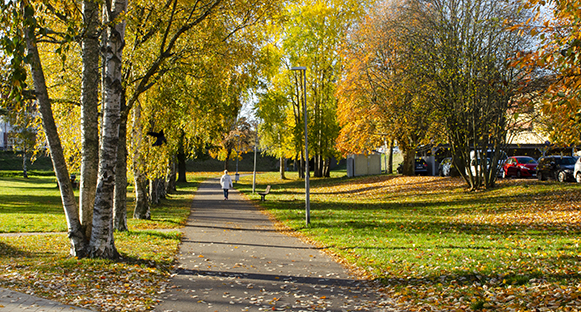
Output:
(517, 157), (537, 164)
(555, 157), (576, 165)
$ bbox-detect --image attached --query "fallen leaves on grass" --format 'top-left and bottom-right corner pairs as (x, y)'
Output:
(246, 173), (581, 311)
(0, 232), (180, 311)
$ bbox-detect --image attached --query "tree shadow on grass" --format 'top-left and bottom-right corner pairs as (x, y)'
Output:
(0, 195), (64, 215)
(0, 241), (31, 259)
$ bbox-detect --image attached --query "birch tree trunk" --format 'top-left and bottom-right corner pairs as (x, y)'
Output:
(79, 0), (101, 240)
(113, 106), (128, 231)
(22, 150), (28, 178)
(279, 157), (286, 180)
(388, 139), (394, 174)
(23, 11), (88, 257)
(166, 156), (177, 193)
(131, 102), (151, 219)
(150, 178), (161, 205)
(89, 0), (127, 259)
(133, 173), (151, 219)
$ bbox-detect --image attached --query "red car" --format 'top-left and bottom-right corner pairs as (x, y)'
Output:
(502, 156), (538, 178)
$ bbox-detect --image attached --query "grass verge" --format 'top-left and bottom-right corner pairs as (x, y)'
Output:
(236, 171), (581, 311)
(0, 172), (215, 311)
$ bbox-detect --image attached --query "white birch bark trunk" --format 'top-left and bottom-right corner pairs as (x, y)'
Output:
(131, 101), (151, 219)
(133, 173), (151, 219)
(23, 10), (88, 257)
(113, 106), (128, 231)
(79, 0), (101, 240)
(89, 0), (127, 259)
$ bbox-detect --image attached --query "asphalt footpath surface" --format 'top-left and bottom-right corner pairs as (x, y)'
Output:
(155, 179), (396, 312)
(0, 287), (94, 311)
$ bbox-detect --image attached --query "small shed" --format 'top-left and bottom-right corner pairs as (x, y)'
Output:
(347, 153), (381, 177)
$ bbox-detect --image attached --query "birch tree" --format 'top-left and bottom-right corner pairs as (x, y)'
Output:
(87, 0), (128, 259)
(1, 0), (89, 257)
(79, 0), (101, 240)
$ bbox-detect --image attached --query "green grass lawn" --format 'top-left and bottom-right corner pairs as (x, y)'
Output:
(0, 172), (214, 311)
(0, 174), (214, 233)
(236, 171), (581, 311)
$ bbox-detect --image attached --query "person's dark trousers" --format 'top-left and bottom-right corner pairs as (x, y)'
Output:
(223, 189), (229, 199)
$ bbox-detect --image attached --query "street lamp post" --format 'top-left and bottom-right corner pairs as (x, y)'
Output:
(252, 127), (258, 194)
(235, 134), (240, 182)
(291, 66), (310, 226)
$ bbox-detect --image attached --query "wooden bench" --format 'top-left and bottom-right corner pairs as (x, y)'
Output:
(55, 174), (78, 189)
(258, 185), (271, 201)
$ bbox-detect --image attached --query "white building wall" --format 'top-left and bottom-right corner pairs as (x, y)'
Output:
(347, 154), (382, 177)
(0, 116), (12, 150)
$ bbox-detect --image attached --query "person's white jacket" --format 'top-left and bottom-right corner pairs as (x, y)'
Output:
(220, 173), (233, 189)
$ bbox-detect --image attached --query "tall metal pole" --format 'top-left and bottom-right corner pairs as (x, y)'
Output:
(252, 127), (257, 194)
(303, 70), (310, 225)
(235, 134), (240, 182)
(291, 66), (310, 226)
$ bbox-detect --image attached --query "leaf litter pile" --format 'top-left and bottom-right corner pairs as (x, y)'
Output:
(251, 174), (581, 311)
(0, 231), (180, 311)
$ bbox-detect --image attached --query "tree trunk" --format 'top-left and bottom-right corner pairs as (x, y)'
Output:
(224, 148), (232, 171)
(298, 155), (304, 179)
(177, 150), (187, 182)
(131, 100), (150, 219)
(149, 179), (158, 205)
(388, 139), (394, 174)
(113, 108), (128, 232)
(133, 173), (151, 219)
(79, 0), (101, 240)
(89, 0), (127, 259)
(314, 154), (323, 178)
(323, 157), (331, 177)
(22, 150), (28, 178)
(402, 148), (415, 176)
(150, 178), (165, 205)
(177, 132), (187, 182)
(24, 12), (88, 257)
(313, 154), (319, 177)
(166, 156), (177, 193)
(279, 157), (286, 179)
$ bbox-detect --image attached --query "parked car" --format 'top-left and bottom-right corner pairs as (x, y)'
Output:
(574, 157), (581, 183)
(502, 156), (538, 179)
(537, 155), (577, 182)
(414, 158), (428, 175)
(397, 158), (429, 175)
(438, 157), (458, 177)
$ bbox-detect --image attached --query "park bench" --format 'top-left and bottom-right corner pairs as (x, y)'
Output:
(55, 174), (78, 189)
(258, 185), (271, 201)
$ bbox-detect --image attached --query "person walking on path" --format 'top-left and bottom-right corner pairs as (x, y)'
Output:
(220, 170), (233, 200)
(155, 179), (396, 312)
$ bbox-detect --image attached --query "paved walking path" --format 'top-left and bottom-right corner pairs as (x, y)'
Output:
(0, 287), (94, 311)
(155, 179), (395, 312)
